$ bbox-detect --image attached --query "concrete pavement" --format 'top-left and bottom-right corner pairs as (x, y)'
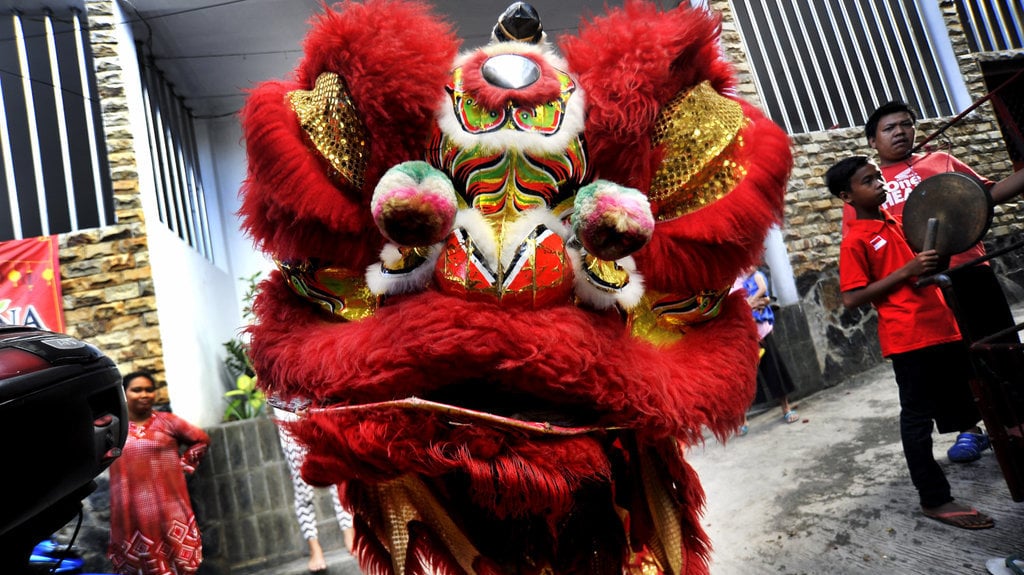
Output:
(239, 548), (361, 575)
(688, 362), (1024, 575)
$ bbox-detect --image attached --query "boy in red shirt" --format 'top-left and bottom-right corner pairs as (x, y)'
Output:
(826, 155), (994, 530)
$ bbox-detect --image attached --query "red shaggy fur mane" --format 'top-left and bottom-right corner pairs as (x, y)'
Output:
(239, 0), (459, 263)
(562, 1), (791, 292)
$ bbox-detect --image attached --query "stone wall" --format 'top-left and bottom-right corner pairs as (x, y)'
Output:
(712, 0), (762, 111)
(63, 0), (169, 401)
(192, 417), (351, 574)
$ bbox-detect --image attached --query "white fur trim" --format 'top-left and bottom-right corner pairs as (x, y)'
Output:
(453, 209), (499, 263)
(365, 243), (442, 296)
(452, 208), (571, 271)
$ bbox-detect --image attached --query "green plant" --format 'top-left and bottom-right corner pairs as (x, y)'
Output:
(222, 272), (266, 421)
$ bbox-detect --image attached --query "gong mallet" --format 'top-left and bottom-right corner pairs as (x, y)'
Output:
(917, 217), (951, 288)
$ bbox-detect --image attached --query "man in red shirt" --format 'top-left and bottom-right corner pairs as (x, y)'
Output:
(827, 155), (993, 530)
(844, 101), (1024, 239)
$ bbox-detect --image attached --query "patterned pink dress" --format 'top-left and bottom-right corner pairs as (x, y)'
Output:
(107, 411), (210, 575)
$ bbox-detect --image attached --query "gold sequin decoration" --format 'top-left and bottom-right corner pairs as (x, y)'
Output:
(629, 286), (730, 345)
(649, 81), (749, 221)
(639, 447), (684, 575)
(374, 476), (484, 575)
(288, 72), (369, 189)
(639, 555), (662, 575)
(276, 258), (377, 321)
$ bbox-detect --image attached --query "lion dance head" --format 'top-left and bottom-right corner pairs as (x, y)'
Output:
(239, 1), (792, 573)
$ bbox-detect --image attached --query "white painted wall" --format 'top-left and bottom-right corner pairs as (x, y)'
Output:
(196, 116), (275, 314)
(113, 3), (258, 427)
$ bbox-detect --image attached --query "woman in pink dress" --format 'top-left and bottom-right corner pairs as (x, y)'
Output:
(108, 371), (210, 575)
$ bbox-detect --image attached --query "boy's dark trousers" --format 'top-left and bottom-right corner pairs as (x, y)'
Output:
(890, 341), (978, 508)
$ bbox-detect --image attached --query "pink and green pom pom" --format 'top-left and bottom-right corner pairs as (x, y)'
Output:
(371, 161), (458, 247)
(572, 180), (654, 261)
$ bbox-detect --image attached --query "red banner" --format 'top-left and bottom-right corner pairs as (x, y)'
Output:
(0, 236), (65, 332)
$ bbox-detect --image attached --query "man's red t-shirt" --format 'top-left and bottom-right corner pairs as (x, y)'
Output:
(841, 152), (993, 267)
(839, 209), (961, 356)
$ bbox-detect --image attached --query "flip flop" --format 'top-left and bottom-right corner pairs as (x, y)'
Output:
(923, 508), (995, 530)
(783, 410), (799, 424)
(986, 555), (1024, 575)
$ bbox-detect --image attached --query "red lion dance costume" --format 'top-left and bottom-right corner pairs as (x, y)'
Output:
(240, 1), (791, 573)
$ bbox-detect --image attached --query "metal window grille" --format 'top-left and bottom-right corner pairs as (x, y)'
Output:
(138, 54), (214, 262)
(983, 64), (1024, 169)
(0, 8), (114, 241)
(728, 0), (957, 134)
(955, 0), (1024, 52)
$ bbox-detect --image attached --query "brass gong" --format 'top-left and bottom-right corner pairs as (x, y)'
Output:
(902, 172), (992, 256)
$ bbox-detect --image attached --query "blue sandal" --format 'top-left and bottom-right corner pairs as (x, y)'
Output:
(947, 432), (991, 463)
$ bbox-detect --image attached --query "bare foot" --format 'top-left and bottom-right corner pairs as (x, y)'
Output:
(921, 501), (994, 530)
(343, 527), (355, 553)
(308, 538), (327, 572)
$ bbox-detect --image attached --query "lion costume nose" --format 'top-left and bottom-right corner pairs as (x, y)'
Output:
(481, 54), (540, 89)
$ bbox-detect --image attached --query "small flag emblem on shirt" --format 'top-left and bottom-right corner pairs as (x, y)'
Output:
(870, 236), (887, 251)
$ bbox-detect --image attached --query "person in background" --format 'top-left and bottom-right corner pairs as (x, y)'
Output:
(108, 371), (210, 574)
(274, 407), (356, 573)
(733, 265), (798, 435)
(827, 155), (993, 530)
